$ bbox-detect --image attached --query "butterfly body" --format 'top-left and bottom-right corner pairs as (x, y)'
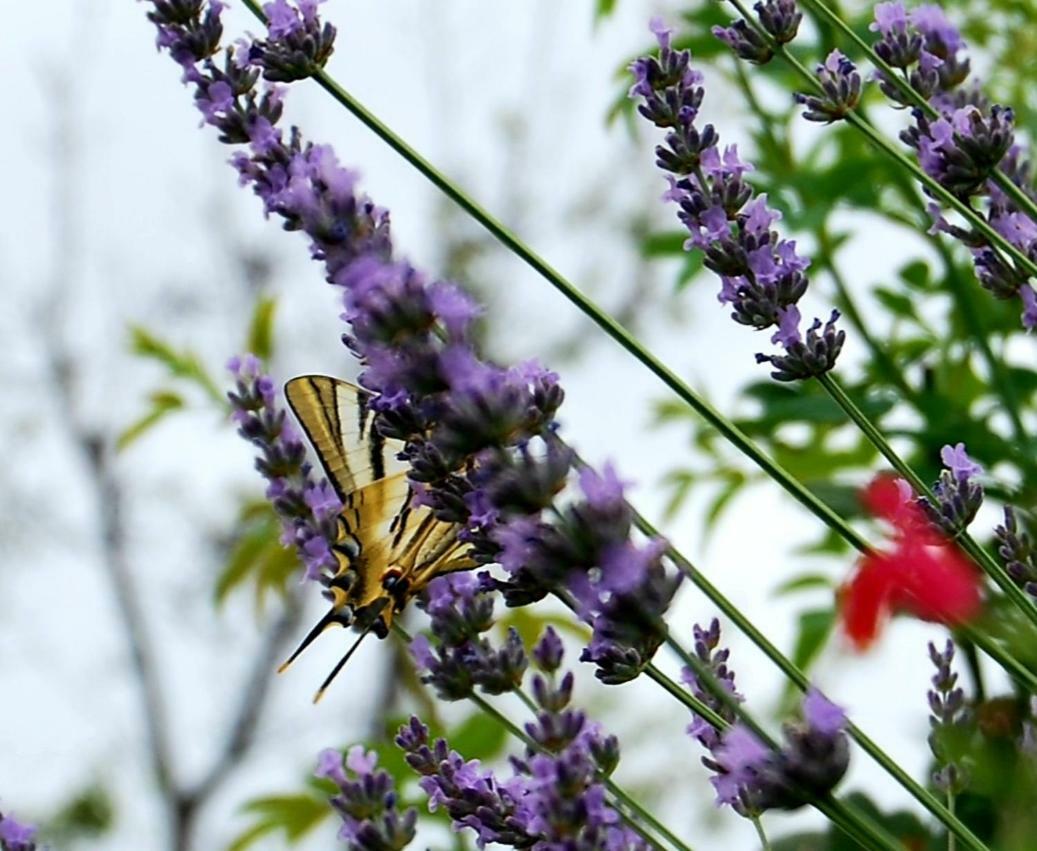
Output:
(281, 375), (475, 695)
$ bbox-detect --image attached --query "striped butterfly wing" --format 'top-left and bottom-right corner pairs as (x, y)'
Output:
(280, 375), (475, 699)
(284, 375), (408, 500)
(341, 472), (477, 617)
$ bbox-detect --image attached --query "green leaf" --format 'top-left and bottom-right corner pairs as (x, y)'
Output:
(790, 607), (835, 677)
(594, 0), (617, 21)
(873, 287), (919, 322)
(116, 390), (185, 451)
(246, 296), (278, 362)
(129, 325), (223, 403)
(639, 230), (686, 258)
(772, 573), (834, 597)
(216, 501), (299, 608)
(449, 712), (509, 761)
(229, 794), (328, 851)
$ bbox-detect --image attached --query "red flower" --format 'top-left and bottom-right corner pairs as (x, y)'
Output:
(840, 476), (983, 650)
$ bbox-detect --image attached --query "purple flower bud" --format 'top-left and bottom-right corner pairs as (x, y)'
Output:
(533, 627), (565, 673)
(795, 50), (862, 123)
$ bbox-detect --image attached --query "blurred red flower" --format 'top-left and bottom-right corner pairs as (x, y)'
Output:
(840, 475), (983, 649)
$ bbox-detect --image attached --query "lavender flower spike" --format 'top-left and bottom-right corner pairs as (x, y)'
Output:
(682, 620), (849, 814)
(927, 640), (968, 793)
(919, 441), (984, 534)
(996, 506), (1037, 599)
(631, 20), (844, 379)
(227, 354), (343, 584)
(317, 745), (418, 850)
(0, 812), (37, 851)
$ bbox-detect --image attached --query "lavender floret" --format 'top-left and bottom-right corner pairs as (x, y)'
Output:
(250, 0), (336, 82)
(795, 50), (863, 124)
(317, 746), (418, 850)
(919, 442), (984, 534)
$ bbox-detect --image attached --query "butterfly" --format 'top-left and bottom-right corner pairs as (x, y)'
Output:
(279, 375), (475, 701)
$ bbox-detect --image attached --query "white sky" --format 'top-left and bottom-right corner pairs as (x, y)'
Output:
(0, 1), (986, 849)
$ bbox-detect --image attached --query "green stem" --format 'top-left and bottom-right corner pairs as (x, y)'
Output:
(751, 816), (772, 851)
(793, 0), (1037, 228)
(948, 791), (957, 851)
(236, 8), (886, 562)
(816, 372), (1037, 633)
(963, 624), (1037, 693)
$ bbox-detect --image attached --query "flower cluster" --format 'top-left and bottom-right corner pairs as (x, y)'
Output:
(682, 621), (849, 813)
(409, 573), (528, 700)
(713, 0), (802, 65)
(630, 19), (844, 380)
(870, 2), (1037, 329)
(316, 746), (418, 850)
(0, 812), (36, 851)
(146, 0), (678, 684)
(918, 442), (984, 535)
(249, 0), (336, 82)
(794, 50), (863, 124)
(927, 640), (969, 793)
(227, 354), (343, 584)
(841, 475), (982, 649)
(396, 629), (643, 850)
(995, 506), (1037, 599)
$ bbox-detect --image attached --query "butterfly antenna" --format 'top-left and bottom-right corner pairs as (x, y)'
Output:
(312, 620), (378, 704)
(277, 608), (341, 675)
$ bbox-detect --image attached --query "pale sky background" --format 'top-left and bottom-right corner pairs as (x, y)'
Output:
(0, 1), (996, 849)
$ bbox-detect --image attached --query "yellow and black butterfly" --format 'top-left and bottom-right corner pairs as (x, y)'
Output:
(279, 375), (475, 701)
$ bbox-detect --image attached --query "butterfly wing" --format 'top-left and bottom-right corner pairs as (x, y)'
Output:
(279, 375), (475, 696)
(284, 375), (408, 500)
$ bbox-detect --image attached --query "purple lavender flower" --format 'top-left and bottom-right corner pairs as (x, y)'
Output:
(682, 620), (849, 813)
(410, 573), (528, 699)
(927, 640), (968, 793)
(227, 355), (343, 584)
(919, 442), (984, 534)
(397, 630), (642, 850)
(869, 2), (1036, 330)
(0, 813), (37, 851)
(995, 506), (1037, 599)
(631, 21), (843, 379)
(712, 0), (803, 65)
(794, 50), (863, 123)
(317, 746), (418, 850)
(249, 0), (336, 82)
